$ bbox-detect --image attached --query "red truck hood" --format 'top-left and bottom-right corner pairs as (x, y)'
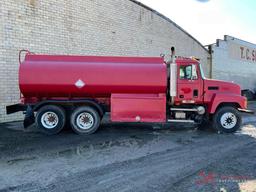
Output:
(204, 79), (241, 95)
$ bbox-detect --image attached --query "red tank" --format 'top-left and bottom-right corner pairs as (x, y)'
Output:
(19, 54), (167, 98)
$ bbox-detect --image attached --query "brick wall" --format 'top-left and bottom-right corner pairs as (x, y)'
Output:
(0, 0), (209, 122)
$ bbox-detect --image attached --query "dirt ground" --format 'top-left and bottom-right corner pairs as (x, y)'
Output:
(0, 102), (256, 192)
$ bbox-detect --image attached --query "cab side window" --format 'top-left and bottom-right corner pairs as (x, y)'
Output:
(179, 65), (198, 80)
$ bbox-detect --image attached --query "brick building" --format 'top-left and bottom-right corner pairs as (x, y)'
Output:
(0, 0), (210, 122)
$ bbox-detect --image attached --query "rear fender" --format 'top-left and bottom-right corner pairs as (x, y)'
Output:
(208, 93), (246, 114)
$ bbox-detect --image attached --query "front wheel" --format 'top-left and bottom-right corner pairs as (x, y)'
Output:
(213, 106), (242, 133)
(70, 106), (101, 135)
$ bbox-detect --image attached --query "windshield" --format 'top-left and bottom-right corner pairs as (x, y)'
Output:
(199, 63), (205, 79)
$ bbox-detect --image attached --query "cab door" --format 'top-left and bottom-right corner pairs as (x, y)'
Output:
(176, 63), (203, 104)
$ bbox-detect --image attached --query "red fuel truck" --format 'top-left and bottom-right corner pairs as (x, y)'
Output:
(6, 50), (253, 135)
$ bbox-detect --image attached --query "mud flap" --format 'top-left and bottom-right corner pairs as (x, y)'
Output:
(24, 106), (35, 128)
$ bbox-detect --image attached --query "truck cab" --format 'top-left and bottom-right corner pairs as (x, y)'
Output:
(168, 57), (250, 133)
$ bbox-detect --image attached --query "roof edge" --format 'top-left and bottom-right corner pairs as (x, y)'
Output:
(129, 0), (209, 53)
(224, 35), (256, 47)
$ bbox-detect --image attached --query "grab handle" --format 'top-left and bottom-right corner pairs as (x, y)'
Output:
(19, 50), (32, 65)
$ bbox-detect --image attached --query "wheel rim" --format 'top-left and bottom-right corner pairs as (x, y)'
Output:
(41, 112), (59, 129)
(76, 112), (94, 130)
(220, 112), (237, 129)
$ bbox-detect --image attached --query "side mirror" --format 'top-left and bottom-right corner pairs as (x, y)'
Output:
(160, 53), (165, 58)
(191, 64), (198, 80)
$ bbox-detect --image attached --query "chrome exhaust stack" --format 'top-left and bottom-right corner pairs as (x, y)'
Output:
(169, 47), (177, 105)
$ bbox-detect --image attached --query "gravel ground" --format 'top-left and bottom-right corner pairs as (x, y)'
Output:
(0, 102), (255, 192)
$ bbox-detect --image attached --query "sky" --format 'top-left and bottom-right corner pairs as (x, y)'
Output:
(138, 0), (256, 45)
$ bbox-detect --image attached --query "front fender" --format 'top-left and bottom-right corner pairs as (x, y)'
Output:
(208, 93), (247, 114)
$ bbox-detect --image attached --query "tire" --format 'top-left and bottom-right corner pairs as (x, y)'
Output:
(35, 105), (66, 135)
(70, 106), (101, 135)
(212, 106), (241, 133)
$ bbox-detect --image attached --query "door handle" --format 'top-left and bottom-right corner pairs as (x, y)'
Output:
(193, 89), (198, 98)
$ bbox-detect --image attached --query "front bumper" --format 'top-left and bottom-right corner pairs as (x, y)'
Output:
(238, 108), (254, 114)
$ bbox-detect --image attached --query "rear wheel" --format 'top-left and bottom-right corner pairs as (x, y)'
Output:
(213, 106), (241, 133)
(70, 106), (101, 135)
(35, 105), (66, 135)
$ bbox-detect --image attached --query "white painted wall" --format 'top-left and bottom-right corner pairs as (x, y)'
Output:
(211, 35), (256, 91)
